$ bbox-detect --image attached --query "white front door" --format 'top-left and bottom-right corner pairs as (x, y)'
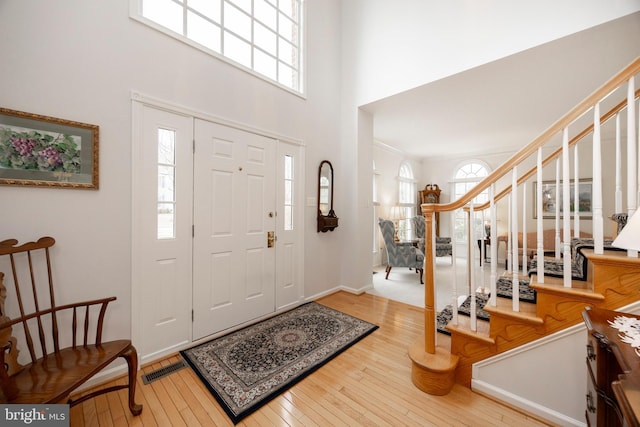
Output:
(192, 120), (277, 340)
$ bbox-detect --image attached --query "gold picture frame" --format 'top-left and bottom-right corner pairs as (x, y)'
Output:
(0, 107), (99, 189)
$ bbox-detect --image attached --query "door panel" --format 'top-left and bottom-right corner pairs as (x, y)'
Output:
(132, 105), (193, 358)
(275, 143), (303, 310)
(193, 120), (276, 339)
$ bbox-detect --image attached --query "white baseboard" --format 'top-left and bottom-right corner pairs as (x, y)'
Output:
(472, 379), (585, 427)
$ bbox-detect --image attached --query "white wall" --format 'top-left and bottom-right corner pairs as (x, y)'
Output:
(0, 0), (343, 346)
(473, 301), (640, 426)
(343, 0), (640, 106)
(340, 2), (639, 294)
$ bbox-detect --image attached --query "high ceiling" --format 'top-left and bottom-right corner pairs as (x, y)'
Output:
(362, 12), (640, 160)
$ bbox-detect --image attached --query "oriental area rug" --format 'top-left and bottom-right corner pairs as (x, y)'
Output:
(180, 302), (378, 424)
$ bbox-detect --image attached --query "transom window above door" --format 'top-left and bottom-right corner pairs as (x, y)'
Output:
(130, 0), (304, 94)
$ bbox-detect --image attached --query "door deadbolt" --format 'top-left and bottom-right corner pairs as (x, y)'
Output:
(267, 231), (275, 248)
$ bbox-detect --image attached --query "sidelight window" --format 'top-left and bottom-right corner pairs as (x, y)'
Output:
(157, 128), (177, 239)
(284, 154), (294, 230)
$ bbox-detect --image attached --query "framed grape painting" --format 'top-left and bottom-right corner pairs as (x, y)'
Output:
(0, 107), (98, 189)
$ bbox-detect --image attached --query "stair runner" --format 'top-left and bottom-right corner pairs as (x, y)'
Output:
(436, 238), (623, 335)
(436, 277), (535, 335)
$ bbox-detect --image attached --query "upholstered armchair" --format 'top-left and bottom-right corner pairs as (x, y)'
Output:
(378, 218), (424, 283)
(611, 213), (628, 235)
(411, 216), (453, 262)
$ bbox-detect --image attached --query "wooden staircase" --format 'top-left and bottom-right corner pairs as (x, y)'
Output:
(409, 56), (640, 397)
(411, 249), (640, 393)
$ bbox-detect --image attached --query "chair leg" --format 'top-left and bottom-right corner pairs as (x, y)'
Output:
(122, 345), (143, 416)
(418, 268), (423, 284)
(385, 266), (391, 279)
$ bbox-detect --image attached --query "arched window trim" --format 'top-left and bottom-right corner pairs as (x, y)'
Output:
(451, 160), (491, 201)
(451, 160), (492, 244)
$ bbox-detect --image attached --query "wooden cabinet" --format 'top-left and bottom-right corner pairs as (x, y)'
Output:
(582, 306), (640, 426)
(418, 184), (441, 236)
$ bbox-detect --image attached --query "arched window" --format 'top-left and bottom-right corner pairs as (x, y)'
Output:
(397, 162), (416, 240)
(452, 161), (490, 243)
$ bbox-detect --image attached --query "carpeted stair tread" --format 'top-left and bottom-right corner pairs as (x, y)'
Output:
(457, 293), (490, 320)
(437, 293), (490, 336)
(436, 282), (538, 335)
(496, 275), (536, 303)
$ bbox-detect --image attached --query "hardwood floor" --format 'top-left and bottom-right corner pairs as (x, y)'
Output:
(70, 291), (555, 426)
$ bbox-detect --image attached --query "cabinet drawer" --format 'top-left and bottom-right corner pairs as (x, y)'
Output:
(586, 359), (598, 426)
(586, 337), (598, 383)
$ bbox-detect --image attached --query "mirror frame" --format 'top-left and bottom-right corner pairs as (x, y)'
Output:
(317, 160), (338, 232)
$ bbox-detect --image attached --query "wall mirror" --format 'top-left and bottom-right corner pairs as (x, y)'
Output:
(317, 160), (338, 232)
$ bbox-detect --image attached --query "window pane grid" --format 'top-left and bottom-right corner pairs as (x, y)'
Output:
(284, 155), (294, 230)
(157, 128), (177, 240)
(139, 0), (302, 93)
(453, 162), (490, 243)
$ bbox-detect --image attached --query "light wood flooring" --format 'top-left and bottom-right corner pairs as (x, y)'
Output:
(70, 291), (555, 426)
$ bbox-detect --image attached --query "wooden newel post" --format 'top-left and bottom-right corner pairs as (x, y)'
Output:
(422, 206), (436, 354)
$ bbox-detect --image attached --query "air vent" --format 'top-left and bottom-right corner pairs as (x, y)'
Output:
(141, 360), (187, 385)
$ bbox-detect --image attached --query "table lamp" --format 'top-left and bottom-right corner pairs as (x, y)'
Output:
(612, 209), (640, 252)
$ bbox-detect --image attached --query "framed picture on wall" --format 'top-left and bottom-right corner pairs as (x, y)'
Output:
(533, 179), (592, 219)
(0, 107), (99, 189)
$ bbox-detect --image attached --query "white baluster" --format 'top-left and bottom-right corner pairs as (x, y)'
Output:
(469, 203), (477, 332)
(562, 127), (572, 288)
(555, 158), (561, 259)
(511, 167), (520, 312)
(507, 194), (512, 273)
(615, 112), (623, 213)
(489, 183), (497, 307)
(480, 208), (486, 293)
(536, 148), (545, 283)
(593, 102), (603, 254)
(627, 77), (638, 257)
(573, 145), (580, 237)
(451, 209), (458, 327)
(521, 182), (527, 276)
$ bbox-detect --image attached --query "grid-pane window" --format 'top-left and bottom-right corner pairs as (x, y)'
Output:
(284, 155), (294, 230)
(136, 0), (304, 93)
(453, 162), (490, 243)
(157, 128), (177, 239)
(397, 162), (416, 241)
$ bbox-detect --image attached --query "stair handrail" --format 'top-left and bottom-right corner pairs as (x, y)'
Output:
(468, 88), (640, 213)
(421, 56), (640, 217)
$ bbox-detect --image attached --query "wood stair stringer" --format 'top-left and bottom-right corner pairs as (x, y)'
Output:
(421, 251), (640, 390)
